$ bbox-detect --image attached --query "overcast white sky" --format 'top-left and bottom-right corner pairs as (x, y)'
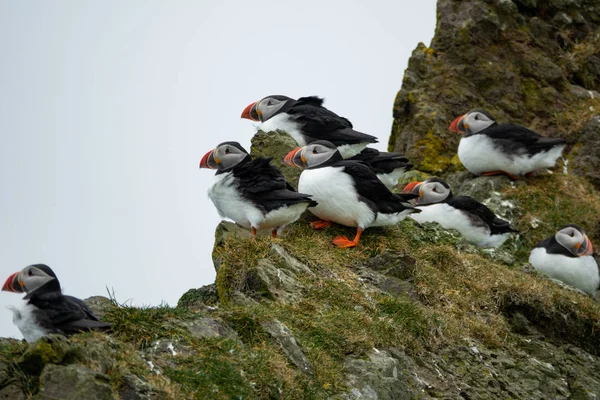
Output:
(0, 1), (436, 338)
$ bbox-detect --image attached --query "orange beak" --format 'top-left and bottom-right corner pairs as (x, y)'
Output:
(2, 272), (22, 293)
(402, 181), (423, 195)
(449, 115), (465, 133)
(241, 102), (259, 121)
(284, 147), (304, 167)
(199, 149), (217, 169)
(576, 235), (594, 257)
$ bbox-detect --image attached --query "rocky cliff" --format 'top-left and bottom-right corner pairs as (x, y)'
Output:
(3, 0), (600, 399)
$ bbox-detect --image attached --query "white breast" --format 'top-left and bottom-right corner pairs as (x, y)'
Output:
(207, 172), (262, 229)
(529, 248), (600, 295)
(458, 135), (565, 176)
(207, 172), (310, 232)
(260, 203), (311, 231)
(9, 301), (51, 343)
(298, 167), (375, 228)
(259, 113), (305, 146)
(410, 203), (509, 248)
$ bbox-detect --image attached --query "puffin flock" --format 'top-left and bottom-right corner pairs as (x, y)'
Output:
(2, 95), (597, 343)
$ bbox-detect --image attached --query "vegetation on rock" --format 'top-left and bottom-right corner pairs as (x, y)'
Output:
(2, 0), (600, 398)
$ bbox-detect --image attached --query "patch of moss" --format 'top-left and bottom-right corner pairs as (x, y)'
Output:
(413, 130), (454, 173)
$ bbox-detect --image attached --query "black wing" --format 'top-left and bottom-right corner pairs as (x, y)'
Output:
(286, 97), (378, 146)
(233, 157), (289, 193)
(27, 292), (112, 335)
(349, 147), (413, 174)
(233, 157), (316, 212)
(479, 123), (566, 155)
(448, 196), (518, 234)
(336, 161), (418, 214)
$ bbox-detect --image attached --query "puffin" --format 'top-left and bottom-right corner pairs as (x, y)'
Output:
(241, 95), (378, 158)
(2, 264), (112, 343)
(529, 224), (598, 296)
(403, 178), (518, 248)
(199, 141), (316, 238)
(241, 95), (411, 188)
(449, 109), (566, 179)
(283, 140), (420, 248)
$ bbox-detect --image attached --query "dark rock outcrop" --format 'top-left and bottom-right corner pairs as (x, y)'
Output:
(390, 0), (600, 176)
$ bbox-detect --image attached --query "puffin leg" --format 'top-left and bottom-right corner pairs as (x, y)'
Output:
(251, 227), (257, 238)
(310, 220), (332, 230)
(271, 229), (278, 238)
(332, 228), (363, 248)
(481, 171), (520, 180)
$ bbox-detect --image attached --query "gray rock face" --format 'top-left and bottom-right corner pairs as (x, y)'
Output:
(335, 339), (600, 399)
(389, 0), (600, 174)
(0, 384), (27, 400)
(118, 375), (159, 400)
(177, 284), (219, 309)
(261, 320), (314, 375)
(337, 349), (412, 400)
(83, 296), (114, 321)
(246, 259), (305, 304)
(181, 317), (238, 341)
(34, 364), (114, 400)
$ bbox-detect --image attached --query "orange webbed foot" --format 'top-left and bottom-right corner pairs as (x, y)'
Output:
(332, 228), (363, 248)
(271, 229), (278, 238)
(310, 220), (332, 230)
(332, 236), (357, 248)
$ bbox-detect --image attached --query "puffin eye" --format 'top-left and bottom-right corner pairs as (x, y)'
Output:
(28, 270), (33, 276)
(312, 148), (318, 154)
(225, 148), (230, 154)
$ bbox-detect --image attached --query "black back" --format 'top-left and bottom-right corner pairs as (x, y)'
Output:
(533, 234), (577, 258)
(348, 147), (413, 174)
(285, 97), (378, 146)
(445, 196), (518, 235)
(232, 157), (316, 212)
(335, 160), (418, 215)
(25, 283), (111, 335)
(474, 123), (566, 156)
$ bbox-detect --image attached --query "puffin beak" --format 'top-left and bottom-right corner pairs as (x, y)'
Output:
(449, 115), (466, 134)
(199, 149), (218, 169)
(2, 272), (23, 293)
(284, 147), (304, 167)
(576, 235), (594, 257)
(241, 102), (260, 121)
(402, 181), (423, 196)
